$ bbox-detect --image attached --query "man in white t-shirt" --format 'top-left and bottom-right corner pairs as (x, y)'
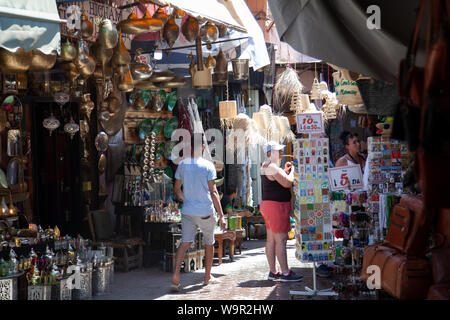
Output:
(170, 133), (226, 292)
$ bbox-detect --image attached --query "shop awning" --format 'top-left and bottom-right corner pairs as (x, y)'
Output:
(268, 0), (426, 83)
(0, 0), (65, 54)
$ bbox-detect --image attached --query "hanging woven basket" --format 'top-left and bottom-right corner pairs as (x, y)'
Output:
(310, 77), (321, 100)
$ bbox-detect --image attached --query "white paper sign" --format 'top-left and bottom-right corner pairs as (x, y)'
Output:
(328, 165), (363, 191)
(296, 113), (324, 133)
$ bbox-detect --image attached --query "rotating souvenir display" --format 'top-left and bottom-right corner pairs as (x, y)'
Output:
(290, 136), (338, 299)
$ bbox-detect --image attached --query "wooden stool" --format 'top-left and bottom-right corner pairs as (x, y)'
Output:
(214, 230), (236, 264)
(234, 229), (245, 255)
(214, 232), (224, 265)
(101, 238), (144, 272)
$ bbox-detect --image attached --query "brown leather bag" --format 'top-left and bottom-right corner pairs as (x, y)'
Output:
(385, 195), (429, 256)
(427, 284), (450, 300)
(382, 251), (432, 300)
(361, 244), (397, 282)
(416, 0), (450, 209)
(431, 247), (450, 284)
(435, 208), (450, 247)
(361, 244), (432, 300)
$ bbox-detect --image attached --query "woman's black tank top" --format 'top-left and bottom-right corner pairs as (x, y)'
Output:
(261, 174), (291, 202)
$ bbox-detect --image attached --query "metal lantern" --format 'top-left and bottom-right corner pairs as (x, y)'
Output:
(231, 59), (249, 80)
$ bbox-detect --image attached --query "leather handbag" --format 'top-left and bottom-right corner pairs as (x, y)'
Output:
(361, 244), (397, 282)
(431, 247), (450, 284)
(385, 195), (429, 256)
(361, 244), (432, 300)
(415, 0), (450, 209)
(426, 284), (450, 300)
(382, 251), (432, 300)
(435, 208), (450, 247)
(394, 0), (427, 151)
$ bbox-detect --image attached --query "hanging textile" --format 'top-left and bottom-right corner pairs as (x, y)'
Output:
(176, 98), (192, 134)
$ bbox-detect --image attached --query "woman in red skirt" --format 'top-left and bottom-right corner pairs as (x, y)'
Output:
(260, 141), (303, 282)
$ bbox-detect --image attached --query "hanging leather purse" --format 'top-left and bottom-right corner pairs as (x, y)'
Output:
(416, 0), (450, 209)
(398, 0), (427, 108)
(393, 0), (428, 151)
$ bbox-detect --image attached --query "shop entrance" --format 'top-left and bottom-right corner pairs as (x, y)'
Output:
(30, 98), (84, 236)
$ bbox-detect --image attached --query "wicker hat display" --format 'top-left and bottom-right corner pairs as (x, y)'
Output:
(291, 92), (311, 113)
(252, 112), (268, 136)
(321, 90), (338, 121)
(319, 81), (329, 92)
(226, 113), (265, 152)
(272, 115), (295, 143)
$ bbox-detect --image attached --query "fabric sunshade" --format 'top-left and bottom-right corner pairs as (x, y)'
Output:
(0, 0), (64, 54)
(268, 0), (426, 83)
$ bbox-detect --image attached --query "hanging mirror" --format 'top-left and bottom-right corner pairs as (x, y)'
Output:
(7, 129), (21, 157)
(7, 157), (24, 192)
(95, 132), (109, 153)
(1, 95), (23, 129)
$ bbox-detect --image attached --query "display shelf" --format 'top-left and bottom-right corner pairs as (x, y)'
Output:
(125, 110), (173, 120)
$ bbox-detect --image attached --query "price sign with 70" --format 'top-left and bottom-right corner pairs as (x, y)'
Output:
(296, 113), (323, 133)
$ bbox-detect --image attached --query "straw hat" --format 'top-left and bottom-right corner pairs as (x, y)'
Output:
(259, 104), (273, 120)
(319, 81), (328, 92)
(305, 102), (319, 113)
(226, 113), (265, 152)
(252, 112), (267, 135)
(279, 116), (296, 142)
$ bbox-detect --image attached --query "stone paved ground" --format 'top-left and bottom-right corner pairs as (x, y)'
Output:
(92, 239), (375, 300)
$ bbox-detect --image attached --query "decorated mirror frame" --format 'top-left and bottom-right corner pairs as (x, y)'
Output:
(6, 156), (25, 193)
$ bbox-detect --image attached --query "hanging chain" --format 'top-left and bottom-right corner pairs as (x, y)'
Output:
(226, 79), (229, 101)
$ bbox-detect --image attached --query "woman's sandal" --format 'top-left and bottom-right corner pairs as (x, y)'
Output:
(170, 283), (181, 292)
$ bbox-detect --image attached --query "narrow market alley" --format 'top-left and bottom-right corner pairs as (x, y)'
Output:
(92, 239), (340, 300)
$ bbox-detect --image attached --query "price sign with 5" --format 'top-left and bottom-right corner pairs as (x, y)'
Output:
(328, 165), (364, 191)
(296, 112), (323, 133)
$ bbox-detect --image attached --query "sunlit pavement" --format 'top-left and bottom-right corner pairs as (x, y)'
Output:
(92, 239), (342, 300)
